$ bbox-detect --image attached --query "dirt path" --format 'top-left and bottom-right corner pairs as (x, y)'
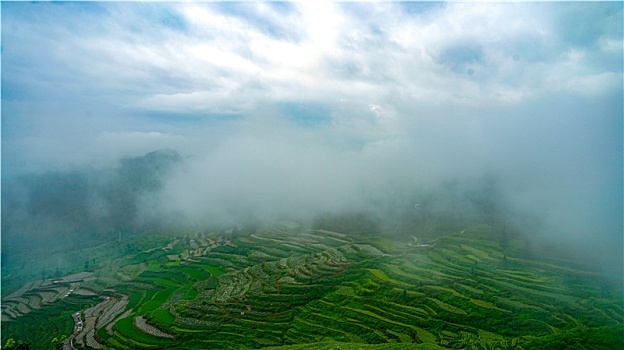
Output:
(135, 316), (175, 338)
(65, 293), (129, 350)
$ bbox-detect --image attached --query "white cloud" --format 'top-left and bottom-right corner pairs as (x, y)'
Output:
(89, 131), (190, 161)
(7, 1), (616, 125)
(3, 2), (621, 252)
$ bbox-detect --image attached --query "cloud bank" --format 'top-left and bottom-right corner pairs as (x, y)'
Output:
(2, 2), (622, 270)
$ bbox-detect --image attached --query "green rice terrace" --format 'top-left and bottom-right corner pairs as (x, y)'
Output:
(2, 223), (622, 349)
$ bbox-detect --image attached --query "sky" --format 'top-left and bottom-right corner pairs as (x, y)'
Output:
(2, 2), (623, 267)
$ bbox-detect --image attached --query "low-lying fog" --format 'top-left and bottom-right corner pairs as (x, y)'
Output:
(2, 2), (622, 278)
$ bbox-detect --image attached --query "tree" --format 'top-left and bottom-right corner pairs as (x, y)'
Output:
(3, 338), (32, 350)
(50, 335), (67, 350)
(3, 339), (16, 349)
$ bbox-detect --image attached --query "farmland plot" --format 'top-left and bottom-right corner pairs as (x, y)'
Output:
(2, 225), (622, 350)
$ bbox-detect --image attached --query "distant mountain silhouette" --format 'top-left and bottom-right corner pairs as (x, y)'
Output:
(1, 149), (184, 261)
(118, 149), (183, 193)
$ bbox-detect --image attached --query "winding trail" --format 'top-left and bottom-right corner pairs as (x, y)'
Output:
(64, 292), (129, 350)
(135, 316), (175, 338)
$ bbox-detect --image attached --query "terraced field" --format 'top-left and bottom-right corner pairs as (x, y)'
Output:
(2, 224), (622, 349)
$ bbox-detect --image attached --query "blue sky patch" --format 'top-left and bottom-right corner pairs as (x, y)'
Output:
(277, 103), (332, 128)
(399, 2), (446, 16)
(213, 2), (300, 41)
(437, 43), (484, 75)
(159, 9), (187, 32)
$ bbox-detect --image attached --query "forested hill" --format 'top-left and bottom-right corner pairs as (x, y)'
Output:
(1, 149), (183, 268)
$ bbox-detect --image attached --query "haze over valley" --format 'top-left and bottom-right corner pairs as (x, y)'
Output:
(2, 2), (622, 349)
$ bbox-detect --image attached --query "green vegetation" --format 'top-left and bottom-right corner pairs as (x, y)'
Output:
(2, 224), (622, 349)
(1, 294), (101, 349)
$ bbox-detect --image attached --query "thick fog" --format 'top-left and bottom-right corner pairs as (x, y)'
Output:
(2, 2), (622, 274)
